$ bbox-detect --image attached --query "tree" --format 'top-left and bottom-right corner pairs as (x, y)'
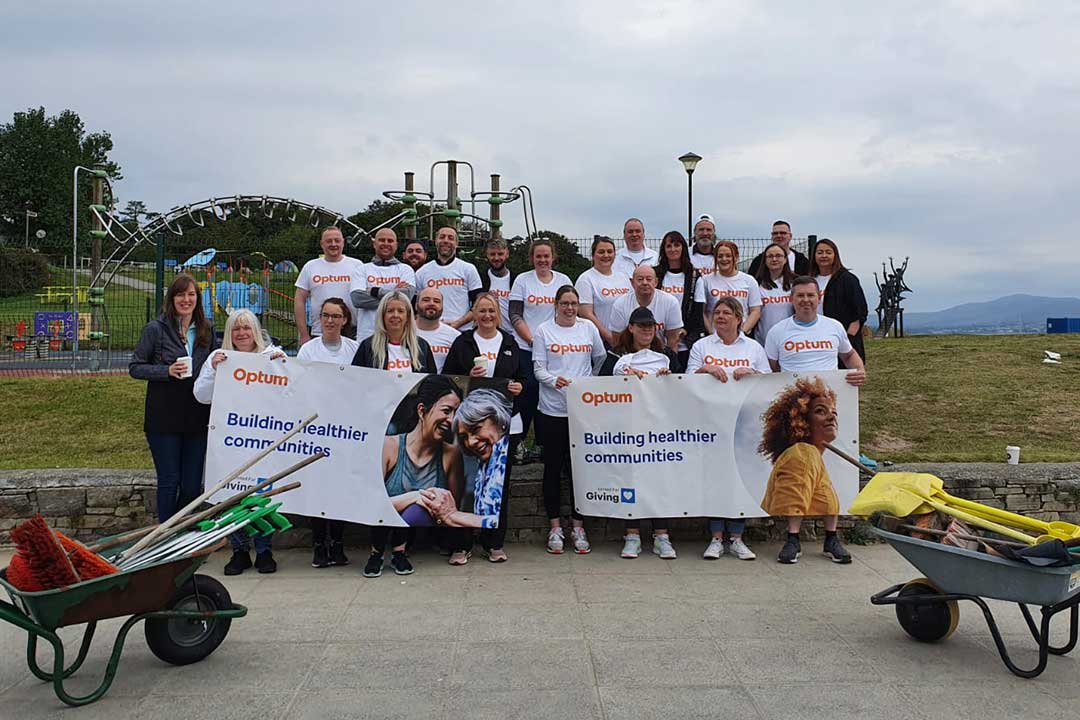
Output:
(0, 107), (121, 256)
(119, 200), (149, 229)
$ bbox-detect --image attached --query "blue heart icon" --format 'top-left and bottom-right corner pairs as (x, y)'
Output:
(620, 488), (636, 504)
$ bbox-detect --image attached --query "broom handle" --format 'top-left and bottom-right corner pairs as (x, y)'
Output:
(89, 469), (308, 554)
(124, 413), (318, 557)
(825, 442), (877, 475)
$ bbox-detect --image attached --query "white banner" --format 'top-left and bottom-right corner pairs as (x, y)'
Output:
(568, 371), (859, 519)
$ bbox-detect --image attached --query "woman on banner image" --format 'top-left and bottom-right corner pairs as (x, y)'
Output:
(758, 376), (851, 565)
(351, 290), (437, 373)
(693, 240), (762, 337)
(296, 297), (360, 570)
(533, 285), (607, 554)
(655, 230), (704, 367)
(598, 306), (681, 560)
(130, 274), (219, 524)
(194, 309), (285, 576)
(442, 292), (524, 564)
(370, 376), (464, 577)
(508, 238), (572, 445)
(752, 242), (795, 346)
(576, 236), (633, 348)
(421, 389), (514, 540)
(811, 238), (869, 364)
(687, 297), (772, 561)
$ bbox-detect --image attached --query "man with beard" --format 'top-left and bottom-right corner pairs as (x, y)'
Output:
(402, 239), (429, 272)
(414, 226), (483, 329)
(415, 287), (461, 373)
(479, 237), (517, 335)
(690, 215), (717, 277)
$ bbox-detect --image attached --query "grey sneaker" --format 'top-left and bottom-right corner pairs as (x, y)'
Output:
(621, 534), (642, 558)
(652, 533), (677, 559)
(571, 527), (591, 554)
(703, 538), (725, 559)
(823, 535), (852, 564)
(778, 536), (801, 564)
(547, 527), (565, 554)
(728, 538), (756, 560)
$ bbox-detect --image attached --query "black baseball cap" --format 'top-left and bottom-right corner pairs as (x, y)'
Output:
(629, 307), (656, 326)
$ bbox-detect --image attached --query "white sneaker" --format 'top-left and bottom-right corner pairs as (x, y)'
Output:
(571, 527), (591, 554)
(703, 538), (725, 560)
(653, 533), (677, 560)
(547, 527), (564, 554)
(728, 538), (757, 560)
(621, 534), (642, 558)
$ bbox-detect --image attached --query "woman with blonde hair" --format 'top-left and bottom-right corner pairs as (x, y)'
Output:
(759, 376), (850, 565)
(352, 290), (437, 372)
(194, 308), (285, 574)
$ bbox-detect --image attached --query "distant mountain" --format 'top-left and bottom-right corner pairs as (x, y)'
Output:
(896, 294), (1080, 334)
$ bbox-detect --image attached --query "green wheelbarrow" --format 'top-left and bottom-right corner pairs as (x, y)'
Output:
(0, 538), (247, 707)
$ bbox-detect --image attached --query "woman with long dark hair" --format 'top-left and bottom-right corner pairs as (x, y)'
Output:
(130, 274), (218, 523)
(811, 238), (868, 364)
(442, 293), (524, 564)
(655, 230), (703, 367)
(752, 242), (795, 346)
(533, 285), (606, 555)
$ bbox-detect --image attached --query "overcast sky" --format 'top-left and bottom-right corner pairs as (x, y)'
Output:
(3, 1), (1077, 311)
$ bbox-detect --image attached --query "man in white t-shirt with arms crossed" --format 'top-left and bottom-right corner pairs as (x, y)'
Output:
(414, 226), (483, 329)
(349, 227), (416, 341)
(764, 275), (866, 566)
(294, 226), (363, 344)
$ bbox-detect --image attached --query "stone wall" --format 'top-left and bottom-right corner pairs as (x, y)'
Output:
(2, 463), (1079, 548)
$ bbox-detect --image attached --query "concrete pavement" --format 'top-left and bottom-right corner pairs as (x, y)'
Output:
(0, 542), (1075, 719)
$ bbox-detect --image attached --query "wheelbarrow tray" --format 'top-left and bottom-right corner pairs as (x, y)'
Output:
(0, 540), (221, 632)
(872, 527), (1080, 606)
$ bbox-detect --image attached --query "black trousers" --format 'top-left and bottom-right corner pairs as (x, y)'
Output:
(311, 518), (343, 545)
(536, 412), (582, 521)
(370, 526), (409, 554)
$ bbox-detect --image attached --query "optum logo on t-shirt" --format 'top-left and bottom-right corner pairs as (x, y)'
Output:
(783, 339), (835, 353)
(311, 274), (351, 284)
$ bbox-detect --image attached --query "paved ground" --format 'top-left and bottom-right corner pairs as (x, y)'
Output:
(1, 542), (1076, 719)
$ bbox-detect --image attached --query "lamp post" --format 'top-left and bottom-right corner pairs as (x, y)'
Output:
(678, 152), (702, 239)
(24, 207), (38, 249)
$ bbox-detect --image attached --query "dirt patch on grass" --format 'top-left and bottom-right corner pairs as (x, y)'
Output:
(866, 430), (915, 454)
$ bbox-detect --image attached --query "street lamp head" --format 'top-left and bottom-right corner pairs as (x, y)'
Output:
(679, 152), (702, 174)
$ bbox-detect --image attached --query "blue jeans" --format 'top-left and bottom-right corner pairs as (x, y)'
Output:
(708, 518), (746, 537)
(145, 432), (207, 523)
(230, 531), (272, 554)
(518, 348), (539, 438)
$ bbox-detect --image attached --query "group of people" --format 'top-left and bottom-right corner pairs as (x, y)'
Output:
(129, 214), (869, 578)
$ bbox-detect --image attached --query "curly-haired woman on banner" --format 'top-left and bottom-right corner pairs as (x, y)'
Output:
(758, 376), (851, 565)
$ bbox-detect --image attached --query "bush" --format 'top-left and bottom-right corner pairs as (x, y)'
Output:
(0, 247), (50, 297)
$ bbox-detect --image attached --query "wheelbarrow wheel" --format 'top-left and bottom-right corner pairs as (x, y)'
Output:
(895, 578), (959, 643)
(144, 574), (233, 665)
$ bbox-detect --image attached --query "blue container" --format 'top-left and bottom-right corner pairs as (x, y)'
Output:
(1070, 318), (1080, 333)
(1047, 318), (1067, 334)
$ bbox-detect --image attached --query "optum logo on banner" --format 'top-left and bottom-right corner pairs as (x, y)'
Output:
(232, 368), (289, 387)
(580, 391), (632, 407)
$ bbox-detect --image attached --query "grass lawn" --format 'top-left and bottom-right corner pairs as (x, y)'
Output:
(1, 333), (1078, 470)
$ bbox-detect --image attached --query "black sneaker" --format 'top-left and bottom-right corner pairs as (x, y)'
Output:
(224, 551), (252, 576)
(823, 536), (852, 564)
(363, 552), (384, 578)
(777, 537), (801, 564)
(328, 541), (349, 566)
(254, 551), (277, 574)
(312, 543), (330, 568)
(390, 551), (414, 575)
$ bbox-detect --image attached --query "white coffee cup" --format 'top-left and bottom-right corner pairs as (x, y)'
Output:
(177, 355), (193, 378)
(473, 356), (487, 368)
(1006, 445), (1020, 465)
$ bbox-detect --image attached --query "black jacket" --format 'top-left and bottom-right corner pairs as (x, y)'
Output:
(822, 268), (869, 362)
(130, 315), (218, 434)
(748, 248), (810, 278)
(598, 346), (682, 376)
(444, 329), (525, 415)
(351, 336), (437, 373)
(656, 267), (705, 346)
(479, 267), (518, 293)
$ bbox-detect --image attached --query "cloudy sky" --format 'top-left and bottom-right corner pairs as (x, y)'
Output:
(3, 1), (1077, 311)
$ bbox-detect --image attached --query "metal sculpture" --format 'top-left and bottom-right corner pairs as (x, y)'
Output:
(874, 256), (912, 338)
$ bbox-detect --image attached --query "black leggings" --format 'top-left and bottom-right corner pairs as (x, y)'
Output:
(537, 412), (582, 521)
(370, 526), (408, 554)
(311, 518), (343, 545)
